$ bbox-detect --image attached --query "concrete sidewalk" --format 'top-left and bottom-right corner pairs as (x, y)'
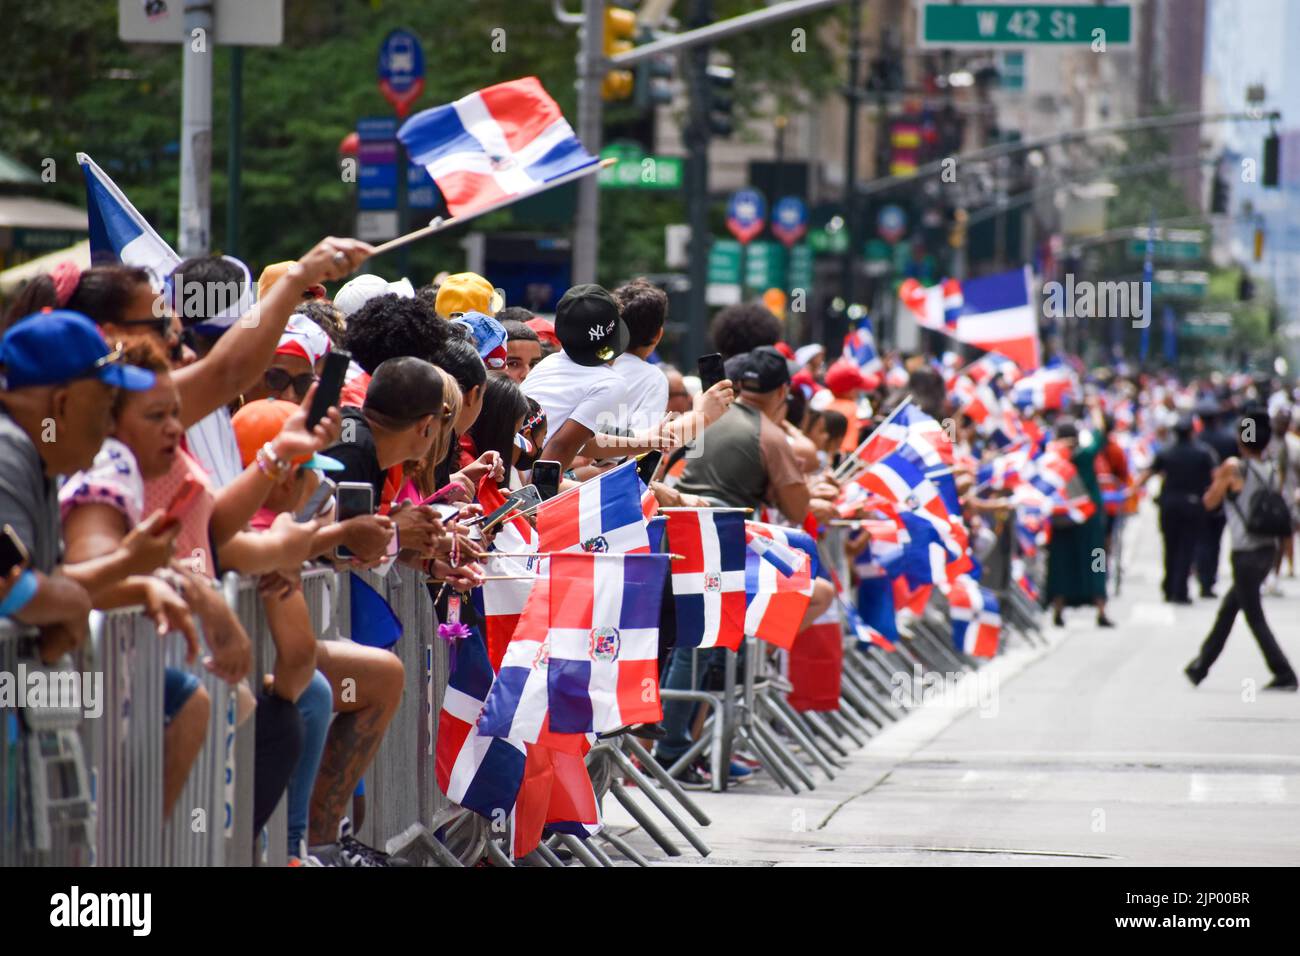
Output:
(607, 505), (1300, 866)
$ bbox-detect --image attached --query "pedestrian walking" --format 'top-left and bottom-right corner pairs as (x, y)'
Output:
(1186, 406), (1298, 691)
(1137, 415), (1216, 604)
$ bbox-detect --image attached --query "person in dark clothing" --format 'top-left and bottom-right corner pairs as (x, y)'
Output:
(1138, 416), (1217, 604)
(1186, 407), (1297, 691)
(1195, 410), (1241, 597)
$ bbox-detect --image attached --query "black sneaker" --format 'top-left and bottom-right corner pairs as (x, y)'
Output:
(653, 754), (711, 790)
(1263, 675), (1299, 692)
(1184, 662), (1207, 687)
(337, 818), (412, 867)
(629, 723), (667, 741)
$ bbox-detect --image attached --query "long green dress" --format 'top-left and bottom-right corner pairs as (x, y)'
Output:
(1045, 431), (1108, 606)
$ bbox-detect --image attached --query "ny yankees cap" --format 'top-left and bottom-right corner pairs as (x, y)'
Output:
(553, 283), (629, 367)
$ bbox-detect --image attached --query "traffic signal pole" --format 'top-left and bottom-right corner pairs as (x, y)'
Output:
(572, 0), (606, 285)
(684, 0), (713, 368)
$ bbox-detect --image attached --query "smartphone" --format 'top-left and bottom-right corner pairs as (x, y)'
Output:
(0, 524), (30, 577)
(698, 352), (726, 392)
(532, 460), (561, 501)
(333, 481), (375, 559)
(636, 450), (662, 487)
(157, 476), (203, 532)
(306, 349), (352, 431)
(294, 478), (336, 523)
(480, 485), (542, 532)
(419, 482), (465, 507)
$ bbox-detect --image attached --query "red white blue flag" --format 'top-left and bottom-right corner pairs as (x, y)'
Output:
(474, 475), (539, 670)
(535, 460), (649, 555)
(546, 553), (671, 734)
(664, 509), (748, 651)
(744, 522), (815, 649)
(948, 576), (1001, 658)
(399, 76), (599, 218)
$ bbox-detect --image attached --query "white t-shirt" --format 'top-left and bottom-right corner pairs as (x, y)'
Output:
(522, 350), (627, 436)
(612, 352), (669, 431)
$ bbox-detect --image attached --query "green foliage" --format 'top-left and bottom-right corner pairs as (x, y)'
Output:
(3, 0), (841, 284)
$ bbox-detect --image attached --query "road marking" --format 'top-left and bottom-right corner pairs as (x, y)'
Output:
(1187, 773), (1288, 803)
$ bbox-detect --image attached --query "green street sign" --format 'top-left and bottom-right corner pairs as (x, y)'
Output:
(1153, 281), (1208, 299)
(1183, 312), (1232, 338)
(809, 228), (848, 255)
(745, 240), (787, 291)
(708, 239), (742, 285)
(598, 143), (683, 190)
(1126, 239), (1203, 261)
(787, 242), (813, 292)
(920, 3), (1132, 48)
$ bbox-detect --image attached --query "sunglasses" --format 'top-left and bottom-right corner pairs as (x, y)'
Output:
(264, 367), (318, 399)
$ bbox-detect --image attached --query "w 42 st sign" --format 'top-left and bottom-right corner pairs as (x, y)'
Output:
(919, 3), (1132, 48)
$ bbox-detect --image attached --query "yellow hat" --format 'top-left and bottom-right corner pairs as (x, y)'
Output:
(433, 272), (501, 318)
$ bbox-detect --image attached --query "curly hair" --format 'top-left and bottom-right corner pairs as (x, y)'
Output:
(613, 278), (668, 350)
(341, 293), (448, 374)
(709, 302), (781, 359)
(294, 299), (344, 347)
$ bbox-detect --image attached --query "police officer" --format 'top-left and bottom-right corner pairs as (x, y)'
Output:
(1138, 415), (1218, 604)
(1196, 405), (1240, 597)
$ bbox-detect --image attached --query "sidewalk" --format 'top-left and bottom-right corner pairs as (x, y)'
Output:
(607, 505), (1300, 865)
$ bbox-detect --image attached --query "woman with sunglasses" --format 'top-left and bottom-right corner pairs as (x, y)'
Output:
(238, 314), (331, 406)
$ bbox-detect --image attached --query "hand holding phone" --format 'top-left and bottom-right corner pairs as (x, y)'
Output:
(698, 353), (727, 392)
(334, 481), (375, 559)
(294, 478), (336, 523)
(419, 482), (468, 506)
(157, 476), (203, 533)
(307, 349), (352, 431)
(531, 460), (561, 501)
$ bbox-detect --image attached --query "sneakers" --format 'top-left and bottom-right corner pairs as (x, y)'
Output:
(727, 761), (754, 782)
(307, 819), (412, 867)
(653, 754), (711, 790)
(1263, 675), (1299, 692)
(1184, 661), (1206, 687)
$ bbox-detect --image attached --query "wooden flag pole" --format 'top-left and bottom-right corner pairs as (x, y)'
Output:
(369, 158), (617, 257)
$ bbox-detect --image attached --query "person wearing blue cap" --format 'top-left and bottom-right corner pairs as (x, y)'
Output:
(0, 309), (158, 663)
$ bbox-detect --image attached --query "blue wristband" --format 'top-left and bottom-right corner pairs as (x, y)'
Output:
(0, 569), (38, 618)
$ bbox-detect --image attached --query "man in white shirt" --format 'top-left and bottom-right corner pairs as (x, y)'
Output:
(611, 279), (670, 432)
(521, 284), (629, 470)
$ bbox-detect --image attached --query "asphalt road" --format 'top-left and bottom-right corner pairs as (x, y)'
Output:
(607, 504), (1300, 866)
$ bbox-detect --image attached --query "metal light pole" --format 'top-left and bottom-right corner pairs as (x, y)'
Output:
(683, 0), (713, 367)
(840, 0), (863, 315)
(572, 0), (606, 286)
(179, 0), (214, 257)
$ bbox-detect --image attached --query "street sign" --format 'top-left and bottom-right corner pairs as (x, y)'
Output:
(771, 197), (808, 247)
(357, 118), (398, 212)
(745, 241), (786, 291)
(809, 227), (848, 255)
(597, 144), (684, 190)
(726, 189), (767, 245)
(378, 29), (425, 118)
(707, 239), (743, 285)
(877, 204), (908, 243)
(1183, 312), (1232, 338)
(119, 0), (283, 45)
(1126, 238), (1203, 261)
(787, 242), (814, 292)
(919, 3), (1132, 49)
(1153, 269), (1209, 299)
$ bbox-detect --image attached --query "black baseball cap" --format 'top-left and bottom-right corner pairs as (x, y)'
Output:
(554, 284), (628, 367)
(739, 346), (791, 394)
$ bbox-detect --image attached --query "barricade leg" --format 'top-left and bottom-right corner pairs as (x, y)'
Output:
(621, 737), (711, 826)
(608, 782), (681, 857)
(553, 832), (605, 867)
(601, 828), (651, 867)
(796, 707), (853, 757)
(533, 841), (568, 867)
(604, 745), (710, 856)
(761, 696), (839, 778)
(738, 722), (801, 793)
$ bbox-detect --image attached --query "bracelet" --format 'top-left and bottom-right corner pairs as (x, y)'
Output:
(0, 569), (39, 618)
(256, 441), (291, 481)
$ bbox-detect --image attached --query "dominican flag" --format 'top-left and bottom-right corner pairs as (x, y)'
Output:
(744, 523), (816, 649)
(841, 316), (882, 372)
(948, 577), (1001, 658)
(536, 459), (649, 555)
(546, 553), (670, 735)
(964, 352), (1021, 387)
(1011, 362), (1075, 411)
(950, 375), (998, 427)
(477, 579), (555, 745)
(78, 152), (180, 289)
(474, 476), (540, 670)
(511, 742), (601, 858)
(851, 576), (898, 649)
(435, 629), (527, 821)
(664, 510), (747, 651)
(399, 76), (599, 219)
(899, 269), (1040, 370)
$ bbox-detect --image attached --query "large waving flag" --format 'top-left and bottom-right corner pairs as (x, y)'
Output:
(899, 268), (1040, 370)
(436, 629), (527, 820)
(546, 553), (671, 735)
(664, 509), (747, 651)
(536, 459), (649, 555)
(77, 152), (180, 288)
(398, 76), (599, 219)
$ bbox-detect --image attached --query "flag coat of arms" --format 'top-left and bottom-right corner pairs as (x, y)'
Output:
(744, 523), (815, 649)
(546, 553), (671, 734)
(78, 152), (180, 288)
(436, 629), (527, 820)
(398, 76), (598, 218)
(664, 510), (747, 651)
(536, 460), (649, 555)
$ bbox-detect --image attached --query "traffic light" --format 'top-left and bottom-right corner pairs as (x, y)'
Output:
(602, 7), (637, 101)
(1210, 170), (1229, 214)
(635, 51), (675, 110)
(1262, 132), (1280, 188)
(705, 64), (735, 137)
(1238, 272), (1255, 301)
(1254, 227), (1265, 262)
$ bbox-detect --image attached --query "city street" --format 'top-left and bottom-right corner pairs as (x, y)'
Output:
(610, 504), (1300, 866)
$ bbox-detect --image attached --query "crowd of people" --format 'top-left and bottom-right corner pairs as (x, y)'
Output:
(2, 231), (1298, 866)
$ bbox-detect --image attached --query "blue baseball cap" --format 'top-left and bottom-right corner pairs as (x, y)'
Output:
(0, 310), (157, 392)
(451, 311), (508, 370)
